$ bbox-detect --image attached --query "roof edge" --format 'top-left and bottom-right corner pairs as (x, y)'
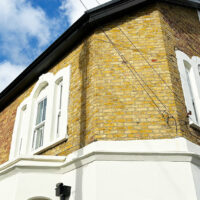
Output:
(0, 0), (200, 111)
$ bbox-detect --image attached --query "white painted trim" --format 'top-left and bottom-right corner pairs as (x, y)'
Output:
(30, 73), (54, 98)
(9, 97), (31, 159)
(4, 138), (200, 176)
(53, 66), (71, 140)
(3, 151), (200, 176)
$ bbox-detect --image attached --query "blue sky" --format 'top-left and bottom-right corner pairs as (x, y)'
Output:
(0, 0), (110, 92)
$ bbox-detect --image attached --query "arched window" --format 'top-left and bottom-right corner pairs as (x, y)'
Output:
(9, 66), (71, 160)
(32, 85), (48, 150)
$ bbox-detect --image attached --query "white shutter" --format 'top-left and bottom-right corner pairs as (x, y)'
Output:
(176, 52), (198, 124)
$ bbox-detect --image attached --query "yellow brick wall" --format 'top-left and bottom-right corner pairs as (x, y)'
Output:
(44, 3), (180, 156)
(1, 3), (200, 164)
(88, 4), (179, 142)
(158, 2), (200, 144)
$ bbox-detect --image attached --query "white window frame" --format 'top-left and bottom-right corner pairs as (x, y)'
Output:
(9, 66), (71, 160)
(176, 51), (200, 130)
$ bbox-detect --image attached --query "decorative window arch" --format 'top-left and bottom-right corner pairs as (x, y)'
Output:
(176, 51), (200, 129)
(10, 66), (71, 160)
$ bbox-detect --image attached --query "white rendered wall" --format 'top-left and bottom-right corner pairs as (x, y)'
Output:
(96, 161), (196, 200)
(191, 164), (200, 200)
(16, 171), (61, 200)
(0, 171), (18, 199)
(61, 162), (97, 200)
(1, 138), (200, 200)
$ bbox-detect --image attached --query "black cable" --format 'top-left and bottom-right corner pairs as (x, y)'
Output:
(93, 0), (175, 115)
(78, 0), (179, 134)
(79, 0), (88, 10)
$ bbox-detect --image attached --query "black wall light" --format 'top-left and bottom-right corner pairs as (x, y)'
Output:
(55, 183), (71, 200)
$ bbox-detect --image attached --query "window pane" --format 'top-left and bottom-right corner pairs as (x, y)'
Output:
(36, 101), (43, 125)
(34, 125), (44, 150)
(42, 98), (47, 121)
(36, 98), (47, 125)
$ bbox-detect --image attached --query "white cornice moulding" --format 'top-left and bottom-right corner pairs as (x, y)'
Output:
(2, 138), (200, 176)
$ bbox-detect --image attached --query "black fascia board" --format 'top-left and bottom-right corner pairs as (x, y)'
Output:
(88, 0), (148, 24)
(161, 0), (200, 9)
(0, 0), (200, 111)
(0, 13), (91, 111)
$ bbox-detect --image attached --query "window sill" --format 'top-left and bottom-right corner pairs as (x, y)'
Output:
(32, 136), (68, 155)
(189, 121), (200, 131)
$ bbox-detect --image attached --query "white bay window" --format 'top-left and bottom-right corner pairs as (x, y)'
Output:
(9, 66), (71, 160)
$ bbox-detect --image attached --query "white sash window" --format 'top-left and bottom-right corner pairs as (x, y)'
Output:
(33, 97), (47, 150)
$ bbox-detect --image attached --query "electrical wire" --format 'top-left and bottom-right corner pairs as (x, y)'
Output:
(93, 0), (200, 136)
(57, 1), (200, 155)
(94, 0), (191, 111)
(94, 32), (197, 132)
(79, 0), (88, 10)
(77, 0), (180, 135)
(102, 29), (167, 116)
(93, 0), (177, 115)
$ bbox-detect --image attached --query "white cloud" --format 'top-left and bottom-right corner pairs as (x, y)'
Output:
(60, 0), (111, 24)
(0, 0), (65, 92)
(0, 62), (25, 92)
(0, 0), (55, 65)
(0, 0), (112, 92)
